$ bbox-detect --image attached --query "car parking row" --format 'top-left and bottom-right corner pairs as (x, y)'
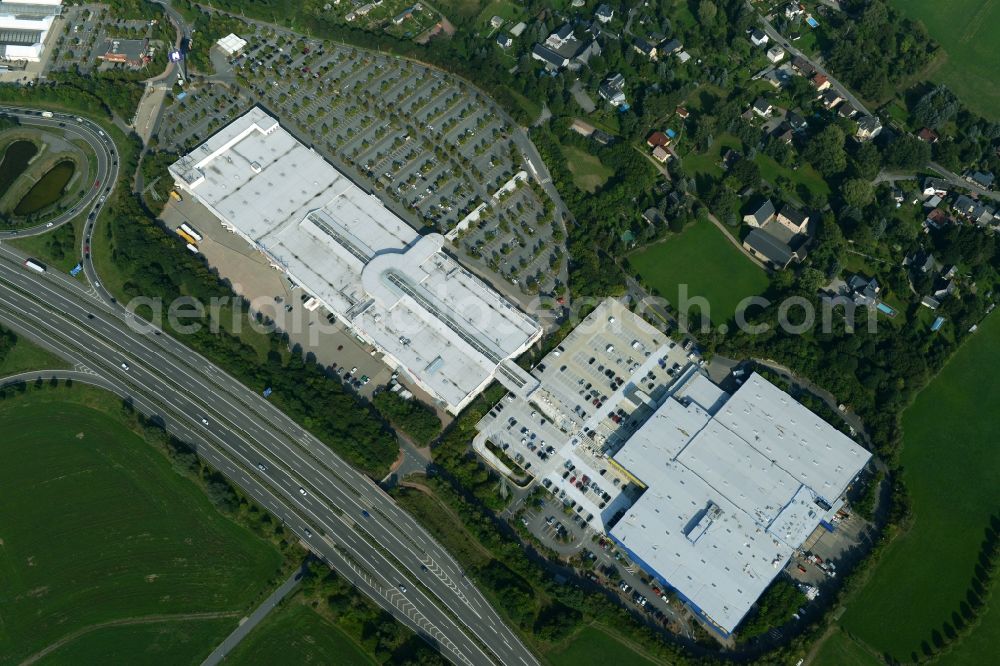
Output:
(154, 20), (565, 299)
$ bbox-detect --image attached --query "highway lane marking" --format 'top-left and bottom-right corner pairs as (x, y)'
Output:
(0, 266), (531, 666)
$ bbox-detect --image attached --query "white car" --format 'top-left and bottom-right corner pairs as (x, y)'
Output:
(298, 487), (307, 496)
(303, 527), (313, 538)
(120, 362), (130, 370)
(257, 463), (267, 472)
(398, 583), (407, 594)
(200, 417), (208, 425)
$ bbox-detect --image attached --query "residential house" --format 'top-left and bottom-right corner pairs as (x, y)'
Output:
(570, 119), (596, 137)
(785, 2), (805, 19)
(722, 149), (742, 170)
(821, 89), (843, 110)
(917, 127), (939, 143)
(811, 73), (830, 91)
(489, 15), (504, 28)
(855, 115), (882, 141)
(903, 250), (937, 274)
(743, 199), (776, 227)
(496, 33), (512, 48)
(924, 208), (951, 230)
(777, 204), (810, 233)
(599, 73), (627, 107)
(750, 28), (769, 46)
(771, 122), (794, 144)
(752, 98), (773, 118)
(633, 37), (657, 60)
(790, 55), (815, 76)
(676, 106), (690, 120)
(838, 103), (858, 119)
(924, 194), (943, 209)
(922, 177), (949, 198)
(510, 21), (527, 37)
(743, 227), (808, 269)
(533, 24), (600, 71)
(966, 170), (996, 189)
(532, 44), (568, 69)
(787, 111), (808, 132)
(595, 4), (614, 23)
(652, 146), (670, 163)
(646, 131), (670, 149)
(846, 274), (881, 307)
(660, 38), (683, 55)
(643, 208), (664, 225)
(766, 45), (785, 63)
(676, 50), (692, 63)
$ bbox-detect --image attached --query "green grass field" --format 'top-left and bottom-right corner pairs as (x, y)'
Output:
(840, 312), (1000, 661)
(628, 220), (770, 324)
(546, 625), (659, 666)
(33, 617), (238, 666)
(888, 0), (1000, 120)
(809, 629), (881, 666)
(0, 334), (69, 376)
(226, 601), (376, 665)
(0, 392), (284, 663)
(562, 145), (613, 193)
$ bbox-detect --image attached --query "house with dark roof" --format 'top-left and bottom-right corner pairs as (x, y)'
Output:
(771, 122), (794, 144)
(633, 37), (657, 60)
(838, 103), (858, 118)
(821, 89), (843, 109)
(643, 207), (665, 225)
(903, 250), (937, 275)
(924, 208), (951, 230)
(742, 228), (808, 269)
(598, 73), (627, 107)
(846, 274), (881, 307)
(752, 98), (773, 118)
(922, 177), (949, 198)
(749, 28), (769, 46)
(790, 55), (815, 76)
(777, 204), (809, 233)
(496, 33), (512, 48)
(743, 199), (776, 228)
(855, 115), (882, 141)
(786, 111), (808, 132)
(660, 38), (683, 55)
(532, 43), (568, 69)
(966, 170), (996, 189)
(595, 3), (614, 23)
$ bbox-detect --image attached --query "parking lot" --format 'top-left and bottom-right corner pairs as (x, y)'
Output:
(47, 6), (166, 77)
(153, 21), (566, 304)
(159, 195), (440, 408)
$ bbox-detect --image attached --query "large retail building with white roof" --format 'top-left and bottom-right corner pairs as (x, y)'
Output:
(169, 107), (541, 414)
(0, 0), (61, 62)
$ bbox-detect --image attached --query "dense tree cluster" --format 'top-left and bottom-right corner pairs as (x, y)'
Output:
(824, 0), (937, 101)
(371, 391), (442, 446)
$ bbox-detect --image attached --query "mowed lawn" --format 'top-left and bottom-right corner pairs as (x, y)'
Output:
(889, 0), (1000, 119)
(0, 396), (284, 663)
(226, 601), (376, 665)
(628, 220), (770, 324)
(563, 145), (613, 193)
(810, 629), (881, 666)
(840, 312), (1000, 661)
(33, 617), (237, 666)
(547, 625), (659, 666)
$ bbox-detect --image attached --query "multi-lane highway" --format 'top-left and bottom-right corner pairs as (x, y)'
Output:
(0, 107), (118, 240)
(0, 104), (536, 664)
(0, 240), (537, 665)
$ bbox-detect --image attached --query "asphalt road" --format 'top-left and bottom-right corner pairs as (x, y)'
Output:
(0, 247), (535, 665)
(0, 107), (118, 240)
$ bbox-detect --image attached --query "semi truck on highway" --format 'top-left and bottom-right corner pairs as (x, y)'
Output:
(179, 222), (203, 242)
(23, 258), (47, 273)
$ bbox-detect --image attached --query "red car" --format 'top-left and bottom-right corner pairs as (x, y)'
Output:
(93, 179), (100, 188)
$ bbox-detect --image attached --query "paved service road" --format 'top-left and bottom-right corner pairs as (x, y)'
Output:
(201, 565), (304, 666)
(0, 107), (118, 239)
(0, 241), (537, 666)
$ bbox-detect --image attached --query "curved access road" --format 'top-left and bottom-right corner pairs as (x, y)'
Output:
(0, 106), (119, 239)
(0, 240), (537, 666)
